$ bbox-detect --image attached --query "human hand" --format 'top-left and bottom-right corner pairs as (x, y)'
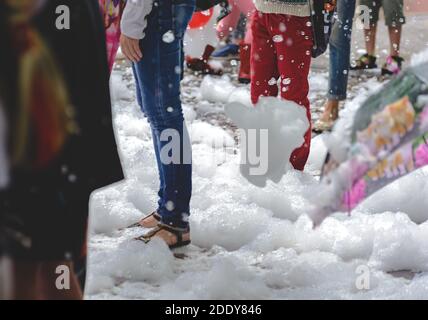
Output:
(120, 34), (143, 63)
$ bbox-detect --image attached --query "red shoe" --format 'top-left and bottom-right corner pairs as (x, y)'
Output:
(186, 45), (223, 75)
(238, 42), (251, 84)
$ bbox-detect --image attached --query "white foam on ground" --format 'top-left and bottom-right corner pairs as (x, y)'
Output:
(86, 59), (428, 299)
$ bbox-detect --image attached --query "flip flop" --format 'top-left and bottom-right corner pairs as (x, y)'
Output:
(313, 119), (335, 133)
(126, 211), (161, 229)
(135, 223), (191, 250)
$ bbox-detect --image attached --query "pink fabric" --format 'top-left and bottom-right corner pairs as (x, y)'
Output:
(415, 142), (428, 168)
(216, 0), (255, 44)
(106, 27), (121, 72)
(342, 179), (367, 211)
(99, 0), (124, 72)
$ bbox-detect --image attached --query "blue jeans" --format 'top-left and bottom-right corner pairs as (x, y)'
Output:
(328, 0), (356, 101)
(132, 0), (195, 229)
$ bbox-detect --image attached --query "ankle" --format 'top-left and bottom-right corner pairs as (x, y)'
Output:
(324, 100), (339, 111)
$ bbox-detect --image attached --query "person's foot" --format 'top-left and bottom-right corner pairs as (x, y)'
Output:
(127, 211), (161, 229)
(350, 54), (378, 71)
(150, 228), (191, 248)
(136, 224), (191, 249)
(313, 100), (339, 132)
(212, 43), (239, 59)
(381, 55), (404, 76)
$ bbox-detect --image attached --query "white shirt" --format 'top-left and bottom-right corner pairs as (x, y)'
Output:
(121, 0), (154, 40)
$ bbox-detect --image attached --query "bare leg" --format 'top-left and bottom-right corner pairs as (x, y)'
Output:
(364, 24), (377, 56)
(320, 99), (339, 122)
(388, 25), (402, 57)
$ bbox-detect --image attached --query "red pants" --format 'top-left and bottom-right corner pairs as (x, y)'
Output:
(250, 11), (313, 171)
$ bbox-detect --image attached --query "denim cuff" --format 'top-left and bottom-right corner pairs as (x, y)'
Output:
(160, 214), (189, 229)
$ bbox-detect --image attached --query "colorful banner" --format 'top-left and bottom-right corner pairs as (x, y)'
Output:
(318, 62), (428, 218)
(343, 131), (428, 211)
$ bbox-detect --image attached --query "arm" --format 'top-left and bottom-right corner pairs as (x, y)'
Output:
(121, 0), (154, 40)
(120, 0), (154, 62)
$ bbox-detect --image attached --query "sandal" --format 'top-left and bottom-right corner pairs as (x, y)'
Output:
(126, 211), (161, 229)
(185, 57), (223, 76)
(381, 55), (404, 76)
(350, 54), (377, 71)
(313, 100), (339, 133)
(135, 223), (191, 250)
(313, 119), (335, 133)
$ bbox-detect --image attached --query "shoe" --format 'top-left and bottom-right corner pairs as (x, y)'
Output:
(313, 119), (335, 133)
(135, 223), (191, 250)
(186, 44), (223, 75)
(186, 57), (223, 75)
(381, 55), (404, 76)
(350, 54), (377, 71)
(212, 43), (239, 58)
(238, 42), (251, 84)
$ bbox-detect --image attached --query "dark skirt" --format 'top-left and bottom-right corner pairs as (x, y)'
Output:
(0, 0), (124, 260)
